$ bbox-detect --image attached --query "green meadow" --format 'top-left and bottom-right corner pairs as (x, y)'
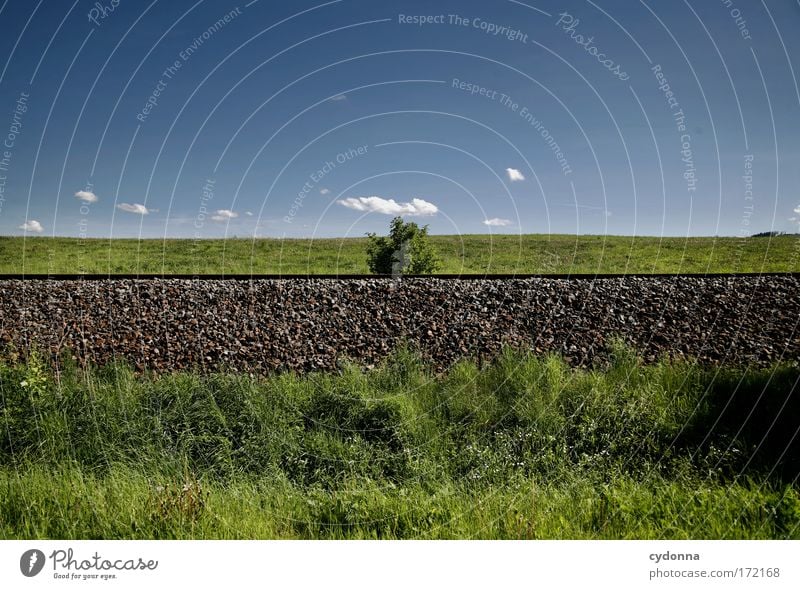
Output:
(2, 345), (798, 539)
(1, 234), (798, 274)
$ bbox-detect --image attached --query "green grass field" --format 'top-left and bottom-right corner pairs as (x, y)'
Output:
(2, 234), (798, 274)
(2, 345), (798, 539)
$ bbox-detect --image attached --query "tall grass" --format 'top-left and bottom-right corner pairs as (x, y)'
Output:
(1, 346), (798, 539)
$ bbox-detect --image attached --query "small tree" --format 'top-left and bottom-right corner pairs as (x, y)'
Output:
(366, 216), (441, 275)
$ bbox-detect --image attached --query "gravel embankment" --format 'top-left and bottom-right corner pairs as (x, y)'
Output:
(0, 276), (798, 373)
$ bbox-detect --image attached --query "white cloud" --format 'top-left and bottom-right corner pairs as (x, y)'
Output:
(794, 205), (800, 215)
(210, 209), (239, 222)
(482, 217), (513, 227)
(74, 190), (98, 203)
(320, 188), (330, 195)
(337, 196), (438, 216)
(19, 220), (43, 233)
(506, 168), (525, 182)
(245, 211), (253, 216)
(116, 203), (149, 215)
(330, 94), (347, 102)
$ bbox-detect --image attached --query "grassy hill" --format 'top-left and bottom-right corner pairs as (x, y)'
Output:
(1, 234), (798, 274)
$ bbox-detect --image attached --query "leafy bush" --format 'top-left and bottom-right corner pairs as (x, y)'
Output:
(365, 216), (441, 275)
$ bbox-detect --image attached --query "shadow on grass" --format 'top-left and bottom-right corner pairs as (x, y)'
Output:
(686, 364), (800, 483)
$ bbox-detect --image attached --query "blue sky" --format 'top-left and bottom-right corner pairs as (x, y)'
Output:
(0, 0), (798, 238)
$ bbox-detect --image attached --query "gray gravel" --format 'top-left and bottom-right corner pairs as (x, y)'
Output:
(0, 276), (798, 373)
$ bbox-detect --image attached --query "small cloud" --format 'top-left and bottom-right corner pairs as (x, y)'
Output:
(320, 188), (330, 195)
(794, 205), (800, 215)
(245, 211), (253, 216)
(74, 190), (98, 203)
(482, 217), (513, 227)
(330, 94), (347, 102)
(116, 203), (149, 215)
(19, 219), (44, 233)
(605, 210), (613, 217)
(210, 209), (239, 222)
(506, 168), (525, 182)
(337, 196), (438, 216)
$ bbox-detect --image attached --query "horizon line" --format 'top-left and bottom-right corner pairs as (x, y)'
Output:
(0, 232), (798, 240)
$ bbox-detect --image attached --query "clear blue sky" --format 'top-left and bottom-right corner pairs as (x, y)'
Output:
(0, 0), (798, 238)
